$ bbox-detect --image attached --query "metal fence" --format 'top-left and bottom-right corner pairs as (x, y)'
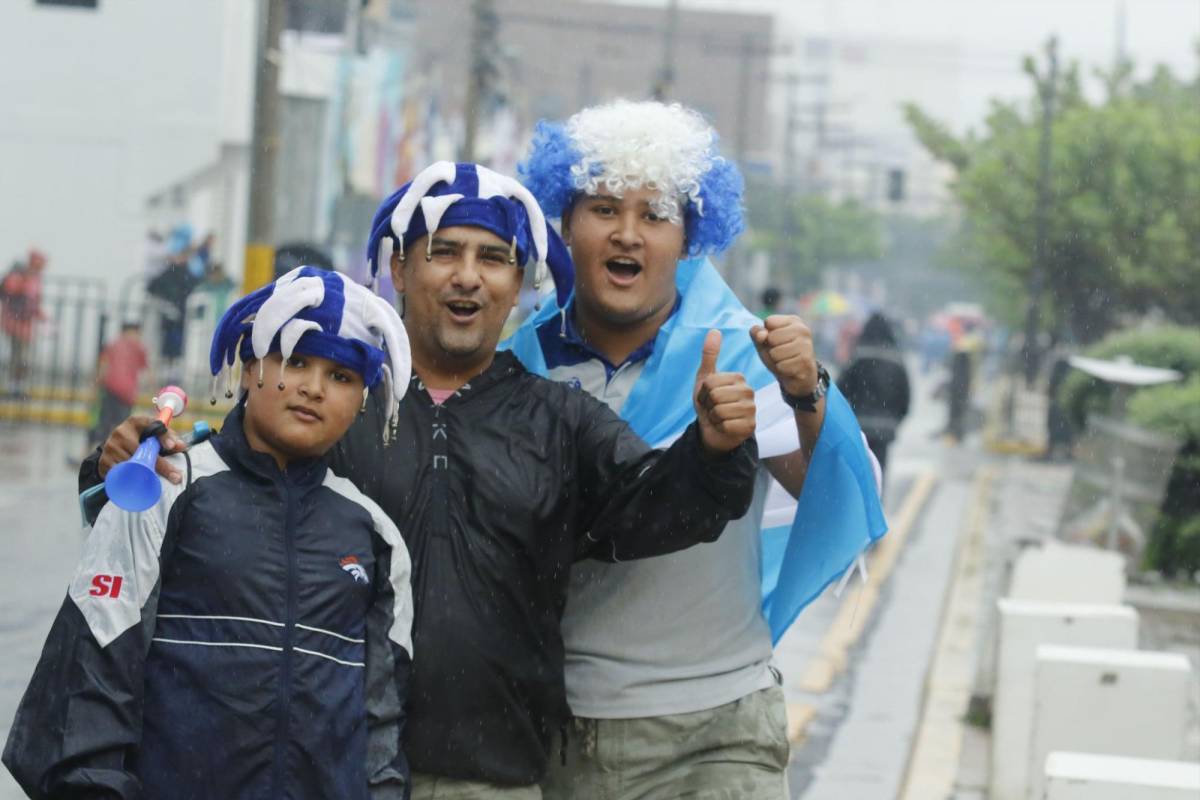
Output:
(1, 274), (232, 424)
(1058, 414), (1182, 565)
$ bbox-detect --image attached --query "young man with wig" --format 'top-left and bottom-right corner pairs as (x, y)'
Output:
(508, 100), (886, 797)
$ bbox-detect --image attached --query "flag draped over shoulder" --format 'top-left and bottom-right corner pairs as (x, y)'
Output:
(503, 258), (887, 642)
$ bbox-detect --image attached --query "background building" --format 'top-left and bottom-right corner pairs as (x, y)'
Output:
(0, 0), (256, 288)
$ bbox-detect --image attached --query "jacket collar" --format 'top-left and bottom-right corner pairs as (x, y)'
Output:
(212, 403), (329, 487)
(408, 350), (524, 404)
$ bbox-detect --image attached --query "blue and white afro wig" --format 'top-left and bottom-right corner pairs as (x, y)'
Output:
(518, 99), (746, 257)
(209, 266), (412, 442)
(365, 161), (575, 306)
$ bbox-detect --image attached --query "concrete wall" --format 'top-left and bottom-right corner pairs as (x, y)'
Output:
(991, 600), (1139, 800)
(1008, 541), (1126, 605)
(1030, 645), (1193, 799)
(1045, 752), (1200, 800)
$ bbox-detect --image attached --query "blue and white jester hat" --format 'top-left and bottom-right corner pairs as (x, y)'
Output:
(365, 161), (574, 306)
(209, 266), (412, 441)
(519, 99), (745, 257)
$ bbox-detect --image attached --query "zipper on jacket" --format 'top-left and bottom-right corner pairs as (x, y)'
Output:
(271, 475), (299, 796)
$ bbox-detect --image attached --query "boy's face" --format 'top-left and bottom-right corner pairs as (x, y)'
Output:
(390, 225), (522, 373)
(241, 352), (364, 468)
(564, 184), (686, 328)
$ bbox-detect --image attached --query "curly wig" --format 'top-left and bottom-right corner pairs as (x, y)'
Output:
(518, 99), (745, 257)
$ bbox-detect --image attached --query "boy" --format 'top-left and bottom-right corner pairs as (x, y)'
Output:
(5, 267), (414, 799)
(90, 320), (149, 450)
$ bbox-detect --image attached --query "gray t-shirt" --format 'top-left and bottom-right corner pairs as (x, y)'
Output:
(547, 356), (776, 718)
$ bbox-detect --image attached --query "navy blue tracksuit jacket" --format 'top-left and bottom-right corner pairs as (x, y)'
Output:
(4, 407), (413, 799)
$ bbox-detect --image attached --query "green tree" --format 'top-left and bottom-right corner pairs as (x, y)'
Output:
(743, 177), (884, 292)
(906, 45), (1200, 343)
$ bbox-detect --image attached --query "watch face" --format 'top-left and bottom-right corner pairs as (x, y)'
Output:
(816, 364), (830, 396)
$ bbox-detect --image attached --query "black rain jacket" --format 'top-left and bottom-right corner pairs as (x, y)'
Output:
(333, 352), (756, 786)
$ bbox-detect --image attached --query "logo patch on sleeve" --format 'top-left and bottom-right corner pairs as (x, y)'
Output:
(339, 556), (370, 585)
(89, 574), (124, 598)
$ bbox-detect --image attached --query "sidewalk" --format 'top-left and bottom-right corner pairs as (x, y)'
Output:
(904, 453), (1200, 798)
(777, 362), (984, 798)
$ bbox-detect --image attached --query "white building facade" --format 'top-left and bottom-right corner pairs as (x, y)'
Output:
(0, 0), (256, 289)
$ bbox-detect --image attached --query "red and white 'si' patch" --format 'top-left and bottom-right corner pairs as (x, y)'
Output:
(89, 574), (124, 598)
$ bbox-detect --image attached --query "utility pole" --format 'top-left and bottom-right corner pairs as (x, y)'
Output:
(722, 32), (757, 289)
(344, 0), (366, 56)
(461, 0), (497, 162)
(652, 0), (680, 100)
(1022, 36), (1058, 386)
(773, 72), (803, 296)
(243, 0), (286, 293)
(733, 32), (754, 165)
(1113, 0), (1127, 72)
(781, 72), (802, 188)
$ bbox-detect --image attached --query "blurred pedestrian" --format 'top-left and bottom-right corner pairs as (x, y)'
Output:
(140, 229), (167, 281)
(195, 231), (217, 275)
(198, 260), (235, 326)
(837, 312), (912, 481)
(834, 316), (861, 368)
(758, 285), (781, 319)
(917, 322), (949, 374)
(1044, 350), (1074, 460)
(88, 320), (148, 451)
(146, 232), (200, 380)
(2, 249), (47, 397)
(945, 321), (983, 442)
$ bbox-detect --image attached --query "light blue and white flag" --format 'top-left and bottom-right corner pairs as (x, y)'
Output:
(504, 257), (888, 642)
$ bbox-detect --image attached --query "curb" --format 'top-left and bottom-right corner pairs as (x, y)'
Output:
(898, 465), (996, 799)
(786, 470), (940, 744)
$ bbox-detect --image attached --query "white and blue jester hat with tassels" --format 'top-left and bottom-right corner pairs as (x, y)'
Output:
(209, 266), (412, 442)
(365, 161), (575, 307)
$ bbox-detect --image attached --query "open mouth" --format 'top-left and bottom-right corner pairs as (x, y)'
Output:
(445, 299), (482, 322)
(288, 405), (323, 423)
(605, 257), (642, 284)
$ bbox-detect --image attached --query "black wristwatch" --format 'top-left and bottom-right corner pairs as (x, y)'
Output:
(781, 362), (830, 413)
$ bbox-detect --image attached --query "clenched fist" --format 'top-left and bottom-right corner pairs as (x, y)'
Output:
(693, 329), (756, 454)
(750, 315), (819, 398)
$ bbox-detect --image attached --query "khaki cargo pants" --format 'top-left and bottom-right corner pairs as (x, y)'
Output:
(411, 773), (542, 799)
(541, 685), (790, 800)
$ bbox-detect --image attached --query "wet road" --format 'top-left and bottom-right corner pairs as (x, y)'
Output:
(0, 424), (91, 799)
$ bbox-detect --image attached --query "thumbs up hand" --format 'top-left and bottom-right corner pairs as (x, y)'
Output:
(693, 329), (757, 454)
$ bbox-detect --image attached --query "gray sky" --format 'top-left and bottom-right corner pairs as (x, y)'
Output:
(622, 0), (1200, 129)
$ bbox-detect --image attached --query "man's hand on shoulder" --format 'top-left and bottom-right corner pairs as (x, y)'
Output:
(692, 330), (756, 455)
